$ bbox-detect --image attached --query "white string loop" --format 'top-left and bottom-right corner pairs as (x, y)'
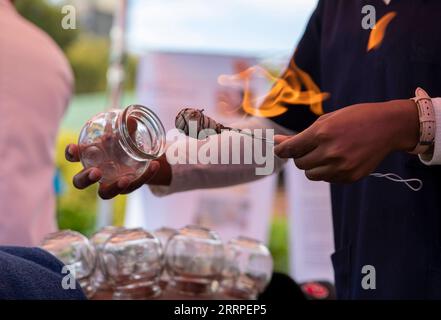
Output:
(369, 173), (423, 192)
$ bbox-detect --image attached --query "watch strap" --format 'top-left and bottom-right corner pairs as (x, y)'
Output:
(409, 87), (436, 155)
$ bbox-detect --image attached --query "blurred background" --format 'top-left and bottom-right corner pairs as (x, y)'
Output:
(14, 0), (319, 275)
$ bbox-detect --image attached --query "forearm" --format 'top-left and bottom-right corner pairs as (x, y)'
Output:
(149, 117), (293, 196)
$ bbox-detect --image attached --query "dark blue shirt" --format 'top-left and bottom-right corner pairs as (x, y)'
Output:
(272, 0), (441, 299)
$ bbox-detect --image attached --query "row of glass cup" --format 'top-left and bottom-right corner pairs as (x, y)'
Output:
(40, 225), (273, 300)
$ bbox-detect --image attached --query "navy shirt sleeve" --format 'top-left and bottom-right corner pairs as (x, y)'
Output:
(270, 0), (324, 132)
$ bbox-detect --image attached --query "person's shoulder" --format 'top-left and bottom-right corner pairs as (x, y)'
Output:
(1, 7), (73, 86)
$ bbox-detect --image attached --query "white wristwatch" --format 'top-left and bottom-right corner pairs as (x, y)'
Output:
(409, 87), (436, 155)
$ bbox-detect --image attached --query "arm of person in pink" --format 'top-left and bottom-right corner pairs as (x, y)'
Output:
(149, 117), (291, 196)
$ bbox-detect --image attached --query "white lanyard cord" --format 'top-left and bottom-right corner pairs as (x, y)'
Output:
(369, 173), (423, 192)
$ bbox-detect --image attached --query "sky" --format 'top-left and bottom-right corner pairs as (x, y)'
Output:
(127, 0), (318, 58)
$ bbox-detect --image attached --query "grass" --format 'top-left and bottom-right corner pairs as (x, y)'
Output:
(268, 215), (289, 273)
(61, 91), (137, 131)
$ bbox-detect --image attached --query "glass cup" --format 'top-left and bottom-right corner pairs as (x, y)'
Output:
(100, 228), (163, 299)
(90, 226), (124, 290)
(78, 105), (165, 184)
(153, 227), (178, 289)
(41, 230), (96, 298)
(220, 236), (273, 300)
(165, 225), (224, 296)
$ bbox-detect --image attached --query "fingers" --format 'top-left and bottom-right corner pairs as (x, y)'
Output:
(65, 144), (80, 162)
(120, 161), (161, 194)
(273, 135), (291, 145)
(73, 168), (102, 189)
(70, 154), (161, 198)
(304, 165), (359, 184)
(304, 166), (334, 182)
(98, 177), (131, 200)
(98, 161), (161, 199)
(274, 128), (317, 159)
(294, 147), (334, 171)
(289, 145), (345, 182)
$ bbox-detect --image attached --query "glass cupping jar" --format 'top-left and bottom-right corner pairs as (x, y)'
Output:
(78, 105), (166, 184)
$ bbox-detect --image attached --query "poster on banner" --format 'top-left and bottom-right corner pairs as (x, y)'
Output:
(284, 163), (335, 283)
(125, 51), (277, 244)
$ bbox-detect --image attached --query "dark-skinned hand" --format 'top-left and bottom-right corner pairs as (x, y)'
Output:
(274, 100), (420, 183)
(65, 144), (171, 200)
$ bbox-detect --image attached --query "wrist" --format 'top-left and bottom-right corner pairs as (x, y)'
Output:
(387, 99), (420, 152)
(148, 154), (172, 186)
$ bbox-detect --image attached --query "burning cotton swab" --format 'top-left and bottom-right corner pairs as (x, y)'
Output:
(175, 108), (273, 143)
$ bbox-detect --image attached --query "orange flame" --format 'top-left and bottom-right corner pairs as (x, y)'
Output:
(218, 59), (329, 118)
(367, 12), (397, 52)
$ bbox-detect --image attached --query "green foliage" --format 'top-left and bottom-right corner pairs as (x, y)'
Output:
(15, 0), (138, 94)
(113, 195), (127, 227)
(55, 131), (97, 236)
(66, 37), (138, 94)
(268, 216), (289, 274)
(15, 0), (79, 51)
(126, 54), (139, 93)
(66, 36), (110, 93)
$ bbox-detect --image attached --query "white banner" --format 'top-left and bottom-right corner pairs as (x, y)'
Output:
(285, 163), (335, 283)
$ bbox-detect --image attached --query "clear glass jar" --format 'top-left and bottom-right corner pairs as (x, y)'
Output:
(220, 236), (273, 300)
(41, 230), (97, 298)
(153, 227), (178, 250)
(100, 228), (163, 300)
(165, 225), (224, 296)
(153, 227), (178, 289)
(90, 226), (124, 290)
(78, 105), (166, 184)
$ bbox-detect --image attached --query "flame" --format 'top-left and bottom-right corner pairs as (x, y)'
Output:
(367, 12), (397, 52)
(218, 59), (329, 118)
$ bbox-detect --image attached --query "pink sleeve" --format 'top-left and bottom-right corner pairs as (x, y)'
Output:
(149, 117), (292, 196)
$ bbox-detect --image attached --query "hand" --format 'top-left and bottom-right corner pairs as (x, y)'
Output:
(65, 144), (171, 199)
(274, 100), (419, 183)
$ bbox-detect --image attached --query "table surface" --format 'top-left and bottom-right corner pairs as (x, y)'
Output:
(92, 288), (235, 300)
